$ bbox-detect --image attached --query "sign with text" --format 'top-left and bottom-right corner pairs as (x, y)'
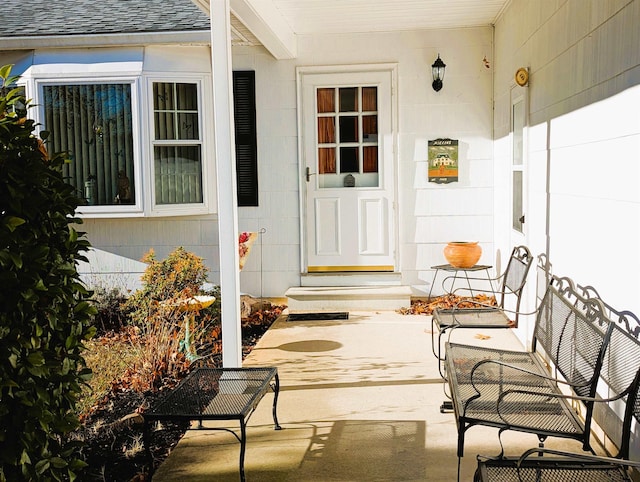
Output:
(428, 138), (458, 183)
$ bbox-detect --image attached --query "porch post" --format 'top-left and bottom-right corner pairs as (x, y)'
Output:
(209, 0), (242, 367)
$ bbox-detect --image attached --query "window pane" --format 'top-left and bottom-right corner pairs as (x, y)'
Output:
(340, 147), (359, 173)
(43, 83), (135, 206)
(154, 82), (199, 140)
(318, 117), (335, 143)
(363, 146), (378, 173)
(339, 116), (358, 142)
(318, 148), (336, 174)
(339, 87), (357, 112)
(512, 100), (524, 166)
(512, 171), (523, 232)
(154, 145), (203, 204)
(317, 88), (335, 113)
(176, 83), (198, 110)
(362, 87), (377, 111)
(363, 115), (377, 142)
(177, 112), (199, 140)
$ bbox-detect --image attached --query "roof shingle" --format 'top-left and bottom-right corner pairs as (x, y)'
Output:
(0, 0), (210, 38)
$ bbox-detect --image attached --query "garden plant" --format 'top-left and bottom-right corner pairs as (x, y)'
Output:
(0, 64), (96, 481)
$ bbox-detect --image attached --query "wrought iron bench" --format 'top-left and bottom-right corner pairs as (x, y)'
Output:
(474, 306), (640, 481)
(431, 245), (533, 380)
(444, 275), (624, 460)
(143, 367), (282, 482)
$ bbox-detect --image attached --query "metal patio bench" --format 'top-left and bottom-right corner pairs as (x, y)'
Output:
(474, 306), (640, 481)
(143, 367), (282, 482)
(444, 275), (629, 460)
(431, 245), (533, 380)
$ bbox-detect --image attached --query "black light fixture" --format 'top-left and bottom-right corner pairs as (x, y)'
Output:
(431, 54), (446, 92)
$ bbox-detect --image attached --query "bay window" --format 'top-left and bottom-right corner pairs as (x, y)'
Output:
(39, 76), (208, 215)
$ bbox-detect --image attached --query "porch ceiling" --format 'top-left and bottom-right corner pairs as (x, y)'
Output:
(193, 0), (509, 59)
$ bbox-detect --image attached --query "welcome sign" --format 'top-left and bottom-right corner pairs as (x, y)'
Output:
(428, 138), (458, 184)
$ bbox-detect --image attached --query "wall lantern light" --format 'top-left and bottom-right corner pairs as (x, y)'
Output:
(432, 54), (446, 92)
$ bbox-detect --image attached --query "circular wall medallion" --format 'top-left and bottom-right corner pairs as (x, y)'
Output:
(515, 67), (529, 86)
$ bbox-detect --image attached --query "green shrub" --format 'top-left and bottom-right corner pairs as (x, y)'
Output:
(123, 248), (217, 390)
(0, 65), (96, 481)
(124, 247), (209, 327)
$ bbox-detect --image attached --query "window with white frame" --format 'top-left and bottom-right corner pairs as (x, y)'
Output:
(43, 82), (137, 207)
(151, 81), (203, 205)
(40, 77), (208, 215)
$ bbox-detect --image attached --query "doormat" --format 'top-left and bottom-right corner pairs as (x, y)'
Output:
(287, 312), (349, 322)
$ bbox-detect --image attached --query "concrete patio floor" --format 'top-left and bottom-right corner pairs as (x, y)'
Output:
(151, 310), (603, 481)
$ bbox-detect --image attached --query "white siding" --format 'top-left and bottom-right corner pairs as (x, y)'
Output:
(494, 0), (640, 319)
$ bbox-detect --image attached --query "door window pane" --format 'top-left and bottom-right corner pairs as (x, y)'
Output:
(363, 147), (378, 173)
(317, 88), (335, 113)
(363, 115), (378, 142)
(340, 147), (359, 173)
(512, 171), (523, 231)
(339, 116), (358, 142)
(339, 87), (358, 112)
(318, 117), (335, 143)
(362, 87), (377, 111)
(318, 148), (336, 174)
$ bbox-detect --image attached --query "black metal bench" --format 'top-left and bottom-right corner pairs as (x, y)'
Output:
(431, 245), (533, 379)
(444, 275), (621, 459)
(143, 367), (282, 482)
(474, 306), (640, 481)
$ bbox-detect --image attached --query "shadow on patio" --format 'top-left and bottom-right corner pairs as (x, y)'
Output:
(150, 310), (598, 481)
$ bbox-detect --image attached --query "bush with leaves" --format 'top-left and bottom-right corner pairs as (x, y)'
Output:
(0, 65), (96, 481)
(124, 247), (209, 327)
(123, 248), (218, 390)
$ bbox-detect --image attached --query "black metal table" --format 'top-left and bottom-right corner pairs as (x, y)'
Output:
(428, 263), (493, 300)
(143, 367), (281, 482)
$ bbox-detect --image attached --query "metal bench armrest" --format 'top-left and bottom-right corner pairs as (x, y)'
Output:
(517, 447), (640, 469)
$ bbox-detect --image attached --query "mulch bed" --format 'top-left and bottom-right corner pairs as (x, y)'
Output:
(76, 306), (283, 482)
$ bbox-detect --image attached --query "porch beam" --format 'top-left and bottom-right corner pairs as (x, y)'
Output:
(230, 0), (297, 59)
(210, 0), (243, 367)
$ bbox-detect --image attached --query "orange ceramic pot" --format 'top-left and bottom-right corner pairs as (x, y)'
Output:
(444, 241), (482, 268)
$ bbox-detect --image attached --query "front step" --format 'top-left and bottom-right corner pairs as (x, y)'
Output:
(285, 286), (412, 313)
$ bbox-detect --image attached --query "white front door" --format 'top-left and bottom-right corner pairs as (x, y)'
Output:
(298, 66), (397, 273)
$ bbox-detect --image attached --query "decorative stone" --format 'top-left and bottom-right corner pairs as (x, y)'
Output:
(443, 241), (482, 268)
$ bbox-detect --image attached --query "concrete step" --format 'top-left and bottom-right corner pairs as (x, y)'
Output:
(285, 285), (412, 313)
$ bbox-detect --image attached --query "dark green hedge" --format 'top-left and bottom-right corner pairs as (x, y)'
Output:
(0, 65), (96, 481)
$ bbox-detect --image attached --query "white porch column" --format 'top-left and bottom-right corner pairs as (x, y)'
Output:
(210, 0), (242, 367)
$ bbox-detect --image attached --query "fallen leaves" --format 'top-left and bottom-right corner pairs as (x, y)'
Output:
(398, 294), (497, 316)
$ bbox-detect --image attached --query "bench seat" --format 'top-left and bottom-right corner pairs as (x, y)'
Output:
(444, 275), (614, 458)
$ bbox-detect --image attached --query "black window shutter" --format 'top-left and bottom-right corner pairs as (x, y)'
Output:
(233, 71), (258, 206)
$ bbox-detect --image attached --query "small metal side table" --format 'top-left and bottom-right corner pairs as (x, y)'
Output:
(143, 367), (281, 482)
(427, 264), (493, 300)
